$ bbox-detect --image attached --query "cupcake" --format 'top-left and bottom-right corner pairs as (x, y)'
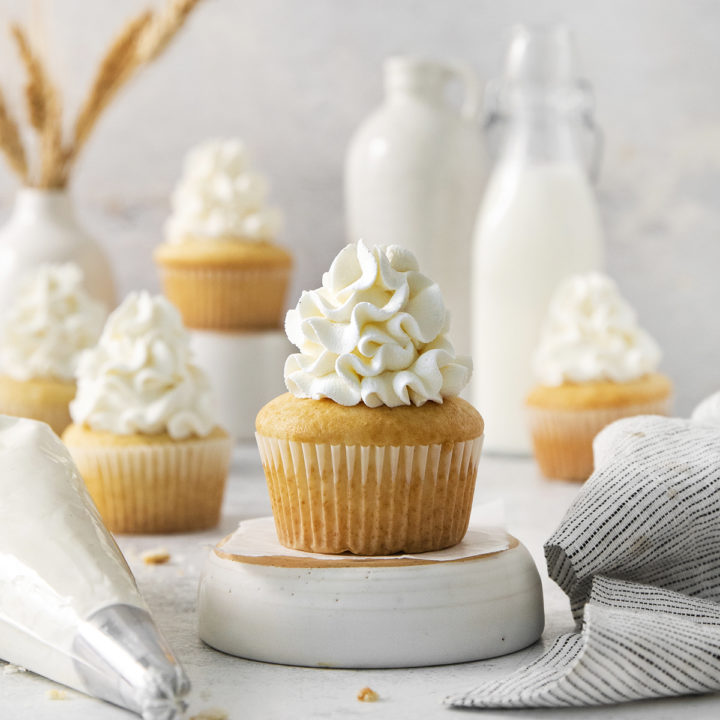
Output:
(62, 292), (232, 533)
(255, 240), (484, 555)
(691, 392), (720, 426)
(154, 138), (292, 330)
(0, 263), (106, 435)
(526, 273), (672, 481)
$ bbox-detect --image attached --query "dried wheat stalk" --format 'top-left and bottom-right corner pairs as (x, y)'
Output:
(71, 10), (152, 158)
(68, 0), (202, 171)
(0, 87), (28, 182)
(0, 0), (202, 187)
(11, 23), (65, 188)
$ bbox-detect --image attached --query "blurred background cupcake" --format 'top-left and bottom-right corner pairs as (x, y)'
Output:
(256, 240), (484, 555)
(526, 272), (672, 481)
(154, 138), (293, 330)
(63, 291), (232, 533)
(0, 263), (106, 435)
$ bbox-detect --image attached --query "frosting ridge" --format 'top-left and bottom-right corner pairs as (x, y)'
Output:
(165, 138), (282, 242)
(533, 272), (661, 386)
(284, 241), (471, 407)
(0, 263), (106, 382)
(70, 292), (216, 439)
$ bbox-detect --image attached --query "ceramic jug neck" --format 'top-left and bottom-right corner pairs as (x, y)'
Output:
(12, 187), (75, 224)
(384, 57), (455, 106)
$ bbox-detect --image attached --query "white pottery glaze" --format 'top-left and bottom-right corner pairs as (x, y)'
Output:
(0, 188), (116, 313)
(198, 517), (545, 668)
(345, 56), (485, 357)
(189, 329), (291, 441)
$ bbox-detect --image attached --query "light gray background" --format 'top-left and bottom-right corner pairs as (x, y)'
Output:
(0, 0), (716, 413)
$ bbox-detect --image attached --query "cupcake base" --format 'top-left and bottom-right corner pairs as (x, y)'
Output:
(527, 398), (671, 482)
(0, 374), (75, 436)
(256, 434), (484, 555)
(63, 425), (232, 533)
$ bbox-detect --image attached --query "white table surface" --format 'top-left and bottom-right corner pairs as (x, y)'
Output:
(2, 444), (720, 720)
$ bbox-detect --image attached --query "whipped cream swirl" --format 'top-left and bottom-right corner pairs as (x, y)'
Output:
(691, 392), (720, 426)
(70, 292), (216, 439)
(165, 138), (282, 242)
(533, 272), (661, 386)
(284, 241), (472, 407)
(0, 263), (106, 382)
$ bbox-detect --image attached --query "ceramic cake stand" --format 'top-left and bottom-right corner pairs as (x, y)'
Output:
(189, 329), (290, 441)
(198, 517), (544, 668)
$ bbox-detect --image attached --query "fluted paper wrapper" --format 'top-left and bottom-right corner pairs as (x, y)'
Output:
(528, 398), (671, 481)
(256, 433), (484, 555)
(67, 434), (232, 534)
(158, 264), (291, 330)
(0, 416), (190, 718)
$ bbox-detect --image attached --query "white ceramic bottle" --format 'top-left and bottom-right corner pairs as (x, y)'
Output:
(0, 188), (116, 313)
(345, 56), (485, 356)
(472, 26), (605, 454)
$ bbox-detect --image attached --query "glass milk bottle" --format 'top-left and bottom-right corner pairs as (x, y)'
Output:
(346, 56), (485, 357)
(472, 26), (604, 454)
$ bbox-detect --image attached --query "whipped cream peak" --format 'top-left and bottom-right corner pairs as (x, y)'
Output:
(165, 138), (282, 243)
(284, 240), (472, 407)
(0, 263), (106, 382)
(533, 272), (661, 386)
(70, 291), (217, 439)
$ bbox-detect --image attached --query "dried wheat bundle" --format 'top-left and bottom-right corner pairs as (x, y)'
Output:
(0, 0), (203, 188)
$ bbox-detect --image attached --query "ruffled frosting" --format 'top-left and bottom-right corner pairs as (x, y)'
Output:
(70, 292), (216, 439)
(533, 272), (661, 386)
(0, 263), (106, 382)
(284, 241), (471, 407)
(691, 392), (720, 426)
(165, 138), (282, 242)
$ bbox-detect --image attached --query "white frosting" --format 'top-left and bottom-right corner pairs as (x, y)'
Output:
(0, 263), (106, 382)
(165, 138), (282, 242)
(70, 292), (217, 439)
(533, 272), (661, 386)
(691, 392), (720, 426)
(284, 241), (471, 407)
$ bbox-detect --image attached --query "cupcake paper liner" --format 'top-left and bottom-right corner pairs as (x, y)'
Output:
(527, 397), (671, 482)
(255, 434), (484, 555)
(66, 434), (232, 534)
(158, 265), (291, 330)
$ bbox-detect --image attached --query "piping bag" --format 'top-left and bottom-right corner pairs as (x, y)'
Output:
(0, 416), (190, 718)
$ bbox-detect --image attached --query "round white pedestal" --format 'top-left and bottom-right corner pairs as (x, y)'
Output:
(198, 517), (545, 668)
(189, 330), (290, 441)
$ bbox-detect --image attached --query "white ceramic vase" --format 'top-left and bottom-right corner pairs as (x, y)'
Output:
(0, 188), (116, 312)
(345, 56), (486, 357)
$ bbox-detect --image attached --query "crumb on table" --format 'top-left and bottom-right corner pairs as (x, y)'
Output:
(47, 689), (68, 700)
(142, 548), (171, 565)
(357, 686), (379, 702)
(189, 709), (228, 720)
(2, 663), (27, 674)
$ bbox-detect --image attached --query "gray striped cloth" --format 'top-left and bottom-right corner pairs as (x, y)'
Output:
(449, 415), (720, 708)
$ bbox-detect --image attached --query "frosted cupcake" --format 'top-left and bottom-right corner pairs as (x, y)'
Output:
(526, 273), (672, 481)
(255, 241), (484, 555)
(155, 138), (292, 330)
(62, 292), (232, 533)
(691, 392), (720, 426)
(0, 263), (106, 435)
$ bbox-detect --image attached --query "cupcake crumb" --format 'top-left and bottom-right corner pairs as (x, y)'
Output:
(48, 689), (68, 700)
(142, 548), (171, 565)
(190, 709), (228, 720)
(357, 686), (379, 702)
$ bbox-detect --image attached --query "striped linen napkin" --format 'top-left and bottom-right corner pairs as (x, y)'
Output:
(449, 415), (720, 708)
